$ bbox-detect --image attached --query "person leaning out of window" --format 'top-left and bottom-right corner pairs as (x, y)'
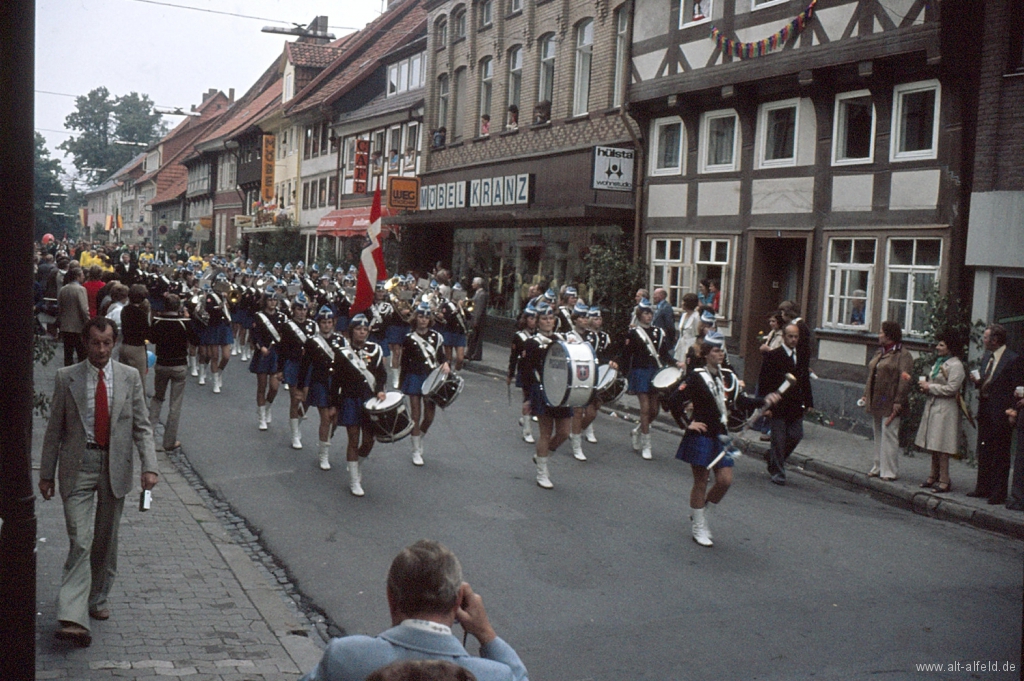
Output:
(862, 320), (914, 481)
(913, 331), (966, 493)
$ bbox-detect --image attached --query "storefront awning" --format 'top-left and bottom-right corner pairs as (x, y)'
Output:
(317, 206), (396, 238)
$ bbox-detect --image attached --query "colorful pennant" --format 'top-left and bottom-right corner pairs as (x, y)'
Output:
(709, 0), (817, 60)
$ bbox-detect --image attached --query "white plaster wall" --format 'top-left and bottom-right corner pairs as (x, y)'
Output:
(818, 338), (867, 365)
(889, 169), (940, 210)
(697, 180), (741, 215)
(832, 174), (874, 212)
(966, 191), (1024, 268)
(648, 183), (688, 218)
(751, 176), (814, 214)
(633, 0), (670, 42)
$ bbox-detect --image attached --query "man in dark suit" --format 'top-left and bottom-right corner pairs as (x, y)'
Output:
(969, 324), (1021, 504)
(758, 323), (813, 485)
(113, 251), (139, 286)
(652, 287), (677, 349)
(39, 316), (159, 647)
(466, 277), (488, 361)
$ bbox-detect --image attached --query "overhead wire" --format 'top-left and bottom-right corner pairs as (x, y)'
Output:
(122, 0), (358, 30)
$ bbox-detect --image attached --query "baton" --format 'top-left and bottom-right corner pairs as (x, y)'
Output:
(743, 372), (797, 430)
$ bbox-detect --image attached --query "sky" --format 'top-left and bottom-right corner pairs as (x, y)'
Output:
(35, 0), (385, 177)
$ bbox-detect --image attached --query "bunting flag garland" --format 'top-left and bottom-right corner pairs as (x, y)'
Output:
(709, 0), (817, 60)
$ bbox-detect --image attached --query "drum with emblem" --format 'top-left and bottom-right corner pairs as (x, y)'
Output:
(541, 341), (596, 408)
(364, 392), (414, 442)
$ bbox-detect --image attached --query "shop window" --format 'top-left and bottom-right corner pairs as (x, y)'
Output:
(885, 237), (942, 335)
(758, 99), (798, 168)
(650, 239), (687, 307)
(700, 109), (739, 173)
(538, 34), (556, 108)
(651, 116), (684, 175)
(832, 90), (875, 165)
(573, 19), (594, 116)
(613, 9), (629, 107)
(680, 0), (712, 27)
(479, 0), (493, 28)
(890, 80), (940, 162)
(824, 238), (876, 329)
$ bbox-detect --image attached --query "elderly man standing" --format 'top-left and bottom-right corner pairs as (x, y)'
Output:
(652, 287), (677, 348)
(467, 277), (488, 361)
(300, 540), (528, 681)
(39, 317), (159, 647)
(969, 324), (1020, 504)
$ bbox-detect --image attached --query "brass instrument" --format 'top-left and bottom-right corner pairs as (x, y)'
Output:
(228, 285), (242, 307)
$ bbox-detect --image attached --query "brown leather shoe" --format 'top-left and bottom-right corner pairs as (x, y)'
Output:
(55, 622), (92, 647)
(89, 608), (110, 621)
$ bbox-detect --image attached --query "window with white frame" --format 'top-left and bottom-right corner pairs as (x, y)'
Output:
(681, 0), (712, 26)
(509, 0), (522, 13)
(437, 74), (449, 130)
(824, 238), (875, 329)
(884, 237), (942, 335)
(758, 99), (798, 167)
(436, 17), (448, 48)
(479, 57), (493, 130)
(387, 52), (425, 96)
(651, 117), (684, 175)
(452, 68), (466, 141)
(507, 46), (522, 113)
(700, 109), (739, 173)
(752, 0), (787, 8)
(453, 7), (467, 39)
(479, 0), (493, 27)
(695, 239), (729, 309)
(890, 80), (940, 161)
(832, 90), (875, 165)
(650, 239), (687, 308)
(613, 9), (628, 107)
(538, 34), (556, 105)
(573, 19), (594, 116)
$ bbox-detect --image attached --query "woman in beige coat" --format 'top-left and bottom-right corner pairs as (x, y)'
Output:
(914, 332), (965, 493)
(863, 320), (915, 480)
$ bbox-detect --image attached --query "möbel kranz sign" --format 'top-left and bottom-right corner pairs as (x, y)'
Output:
(419, 174), (533, 211)
(592, 146), (634, 192)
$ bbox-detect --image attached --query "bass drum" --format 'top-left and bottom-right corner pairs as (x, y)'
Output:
(364, 392), (413, 443)
(422, 367), (465, 409)
(594, 364), (627, 404)
(541, 340), (596, 408)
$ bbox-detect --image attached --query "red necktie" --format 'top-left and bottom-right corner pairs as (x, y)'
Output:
(94, 369), (110, 448)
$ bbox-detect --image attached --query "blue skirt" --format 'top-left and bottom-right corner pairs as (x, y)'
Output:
(627, 367), (658, 395)
(401, 372), (427, 396)
(200, 322), (234, 347)
(282, 358), (311, 387)
(675, 433), (734, 469)
(249, 347), (279, 374)
(443, 331), (467, 348)
(529, 384), (572, 420)
(232, 309), (254, 328)
(307, 381), (331, 408)
(369, 332), (391, 357)
(385, 324), (408, 345)
(336, 396), (366, 427)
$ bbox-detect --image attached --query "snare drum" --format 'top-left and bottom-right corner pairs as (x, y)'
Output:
(651, 366), (684, 400)
(422, 367), (465, 409)
(364, 392), (413, 442)
(594, 364), (627, 404)
(541, 340), (596, 407)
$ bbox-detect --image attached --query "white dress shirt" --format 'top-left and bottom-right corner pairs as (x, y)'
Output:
(85, 360), (114, 444)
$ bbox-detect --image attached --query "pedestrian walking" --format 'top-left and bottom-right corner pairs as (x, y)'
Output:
(149, 294), (190, 451)
(57, 266), (90, 366)
(757, 323), (813, 485)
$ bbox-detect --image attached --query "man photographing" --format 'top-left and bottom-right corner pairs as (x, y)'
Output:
(300, 540), (528, 681)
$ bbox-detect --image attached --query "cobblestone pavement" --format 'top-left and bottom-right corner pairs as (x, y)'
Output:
(33, 354), (324, 680)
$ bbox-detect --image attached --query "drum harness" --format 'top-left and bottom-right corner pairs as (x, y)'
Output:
(256, 312), (281, 345)
(694, 368), (730, 430)
(637, 326), (664, 369)
(530, 333), (556, 384)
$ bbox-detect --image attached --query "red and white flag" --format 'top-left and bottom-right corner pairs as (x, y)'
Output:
(351, 183), (387, 315)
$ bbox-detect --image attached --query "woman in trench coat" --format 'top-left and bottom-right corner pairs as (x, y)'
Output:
(913, 331), (965, 493)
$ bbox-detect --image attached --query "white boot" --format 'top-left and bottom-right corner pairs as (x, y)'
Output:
(411, 435), (424, 466)
(570, 434), (586, 461)
(290, 418), (302, 450)
(231, 339), (238, 356)
(198, 364), (206, 385)
(212, 371), (222, 394)
(317, 441), (331, 470)
(519, 416), (535, 444)
(392, 372), (400, 390)
(641, 433), (653, 460)
(584, 423), (597, 444)
(704, 502), (716, 540)
(258, 405), (268, 431)
(690, 507), (713, 547)
(188, 355), (198, 377)
(264, 404), (272, 424)
(535, 455), (553, 489)
(347, 461), (364, 496)
(631, 426), (641, 452)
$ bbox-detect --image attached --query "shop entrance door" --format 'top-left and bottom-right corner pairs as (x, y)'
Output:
(740, 233), (813, 384)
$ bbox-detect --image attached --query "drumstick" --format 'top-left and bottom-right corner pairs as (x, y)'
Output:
(743, 373), (797, 430)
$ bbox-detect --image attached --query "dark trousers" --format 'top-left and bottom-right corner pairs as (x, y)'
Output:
(767, 417), (803, 481)
(976, 408), (1013, 501)
(467, 319), (485, 361)
(62, 331), (85, 366)
(1008, 428), (1024, 510)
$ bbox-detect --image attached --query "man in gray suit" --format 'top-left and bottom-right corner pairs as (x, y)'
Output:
(57, 265), (90, 366)
(39, 316), (159, 647)
(301, 540), (528, 681)
(467, 277), (488, 362)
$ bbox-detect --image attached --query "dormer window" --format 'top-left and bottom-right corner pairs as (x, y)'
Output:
(387, 52), (426, 96)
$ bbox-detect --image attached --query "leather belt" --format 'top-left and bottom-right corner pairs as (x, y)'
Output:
(85, 442), (108, 450)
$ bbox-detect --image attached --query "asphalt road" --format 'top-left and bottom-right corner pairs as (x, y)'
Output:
(169, 359), (1023, 680)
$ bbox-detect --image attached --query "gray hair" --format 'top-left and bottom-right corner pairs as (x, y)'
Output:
(387, 540), (463, 617)
(472, 277), (483, 287)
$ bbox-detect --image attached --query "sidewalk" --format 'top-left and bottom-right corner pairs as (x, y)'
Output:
(466, 340), (1024, 541)
(33, 354), (324, 680)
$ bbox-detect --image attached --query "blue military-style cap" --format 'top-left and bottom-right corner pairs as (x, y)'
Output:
(316, 306), (335, 320)
(703, 331), (725, 348)
(565, 286), (578, 297)
(636, 297), (653, 311)
(588, 306), (602, 318)
(700, 310), (717, 325)
(415, 301), (432, 315)
(293, 293), (309, 308)
(349, 314), (370, 329)
(573, 301), (590, 315)
(523, 303), (538, 317)
(542, 289), (556, 302)
(535, 302), (555, 316)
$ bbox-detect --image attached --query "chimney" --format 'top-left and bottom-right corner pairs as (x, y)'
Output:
(228, 88), (235, 102)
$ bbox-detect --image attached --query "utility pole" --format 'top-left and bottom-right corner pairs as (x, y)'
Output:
(0, 0), (39, 678)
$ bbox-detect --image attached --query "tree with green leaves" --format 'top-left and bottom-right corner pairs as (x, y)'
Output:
(58, 87), (166, 184)
(34, 132), (70, 241)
